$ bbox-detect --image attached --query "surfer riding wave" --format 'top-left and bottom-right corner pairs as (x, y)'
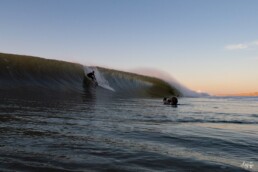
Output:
(87, 71), (98, 85)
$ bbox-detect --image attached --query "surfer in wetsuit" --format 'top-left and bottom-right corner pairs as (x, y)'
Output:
(87, 71), (98, 85)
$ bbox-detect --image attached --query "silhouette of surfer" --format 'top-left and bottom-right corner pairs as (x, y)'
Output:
(163, 96), (178, 106)
(87, 71), (98, 85)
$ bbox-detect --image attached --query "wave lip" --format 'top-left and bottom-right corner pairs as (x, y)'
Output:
(131, 68), (211, 97)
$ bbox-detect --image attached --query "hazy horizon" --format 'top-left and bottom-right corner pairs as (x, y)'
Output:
(1, 0), (258, 95)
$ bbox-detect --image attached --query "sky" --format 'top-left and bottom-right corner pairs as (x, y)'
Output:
(0, 0), (258, 95)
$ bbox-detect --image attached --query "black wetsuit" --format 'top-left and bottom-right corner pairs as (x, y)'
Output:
(87, 72), (96, 81)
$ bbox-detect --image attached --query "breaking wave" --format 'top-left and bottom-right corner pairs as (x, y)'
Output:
(131, 67), (210, 97)
(0, 53), (180, 98)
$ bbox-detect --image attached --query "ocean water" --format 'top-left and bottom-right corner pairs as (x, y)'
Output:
(0, 94), (257, 172)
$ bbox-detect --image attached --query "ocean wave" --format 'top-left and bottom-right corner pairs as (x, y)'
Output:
(0, 53), (181, 98)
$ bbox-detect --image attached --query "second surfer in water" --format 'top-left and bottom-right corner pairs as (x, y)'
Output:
(87, 71), (98, 85)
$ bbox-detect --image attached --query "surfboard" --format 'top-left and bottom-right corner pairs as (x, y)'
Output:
(92, 80), (98, 86)
(97, 83), (115, 92)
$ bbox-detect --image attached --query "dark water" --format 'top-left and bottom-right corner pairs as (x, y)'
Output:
(0, 93), (257, 172)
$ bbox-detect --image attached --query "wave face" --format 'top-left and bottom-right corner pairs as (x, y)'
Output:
(84, 66), (181, 97)
(97, 67), (181, 97)
(0, 53), (85, 92)
(0, 53), (180, 98)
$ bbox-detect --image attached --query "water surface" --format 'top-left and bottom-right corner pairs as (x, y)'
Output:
(0, 95), (257, 172)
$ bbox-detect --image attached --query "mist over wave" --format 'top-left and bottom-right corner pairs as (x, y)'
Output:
(131, 68), (210, 97)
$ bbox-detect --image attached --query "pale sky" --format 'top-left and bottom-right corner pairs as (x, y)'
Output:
(0, 0), (258, 95)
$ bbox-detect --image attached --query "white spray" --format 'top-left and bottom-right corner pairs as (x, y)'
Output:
(84, 66), (115, 92)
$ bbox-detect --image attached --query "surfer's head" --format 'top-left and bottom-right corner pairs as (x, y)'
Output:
(171, 97), (178, 105)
